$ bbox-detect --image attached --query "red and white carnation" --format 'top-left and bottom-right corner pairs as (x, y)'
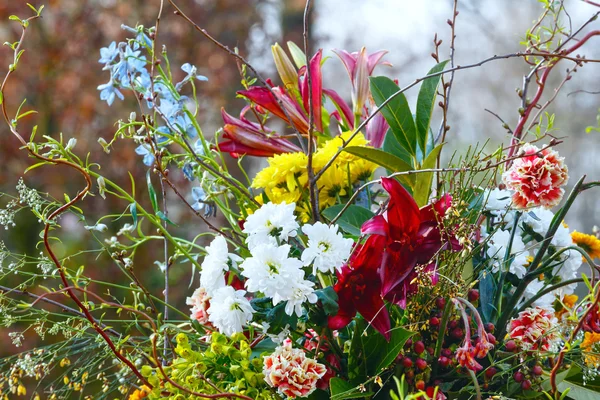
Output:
(508, 306), (558, 351)
(502, 144), (568, 209)
(186, 287), (211, 325)
(263, 338), (327, 398)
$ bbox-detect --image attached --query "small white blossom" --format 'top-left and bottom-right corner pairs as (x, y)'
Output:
(84, 223), (108, 232)
(117, 223), (135, 236)
(243, 202), (299, 250)
(284, 279), (318, 317)
(240, 243), (304, 305)
(485, 229), (529, 278)
(200, 235), (229, 296)
(207, 286), (254, 336)
(301, 222), (353, 274)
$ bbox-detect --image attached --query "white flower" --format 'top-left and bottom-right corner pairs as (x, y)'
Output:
(520, 207), (554, 236)
(521, 278), (555, 309)
(483, 188), (516, 225)
(200, 235), (229, 296)
(243, 202), (299, 250)
(485, 229), (529, 278)
(301, 222), (353, 274)
(207, 286), (254, 336)
(284, 279), (318, 317)
(84, 223), (108, 232)
(240, 243), (304, 305)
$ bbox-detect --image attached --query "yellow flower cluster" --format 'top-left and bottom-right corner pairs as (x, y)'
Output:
(128, 385), (151, 400)
(581, 331), (600, 368)
(571, 231), (600, 260)
(252, 132), (378, 222)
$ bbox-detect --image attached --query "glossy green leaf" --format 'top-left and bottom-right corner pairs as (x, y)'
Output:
(413, 144), (443, 207)
(146, 170), (159, 213)
(370, 76), (417, 158)
(322, 205), (374, 236)
(315, 287), (339, 316)
(382, 128), (413, 166)
(156, 211), (177, 226)
(343, 146), (415, 188)
(415, 60), (448, 155)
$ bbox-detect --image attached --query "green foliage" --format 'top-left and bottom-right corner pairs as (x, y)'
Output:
(322, 205), (374, 236)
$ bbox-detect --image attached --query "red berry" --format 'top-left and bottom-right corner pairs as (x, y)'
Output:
(414, 341), (425, 354)
(485, 367), (497, 379)
(427, 346), (434, 356)
(521, 380), (532, 390)
(430, 316), (440, 327)
(406, 369), (415, 380)
(448, 320), (458, 329)
(451, 327), (464, 339)
(468, 289), (480, 302)
(442, 348), (453, 358)
(438, 356), (450, 368)
(505, 340), (517, 352)
(415, 380), (425, 391)
(426, 387), (436, 397)
(404, 339), (413, 350)
(514, 371), (525, 383)
(532, 365), (543, 376)
(487, 333), (497, 345)
(402, 357), (413, 368)
(416, 358), (428, 371)
(484, 322), (495, 333)
(436, 297), (446, 310)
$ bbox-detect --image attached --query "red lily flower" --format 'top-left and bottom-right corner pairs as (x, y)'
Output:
(237, 50), (325, 136)
(219, 107), (301, 158)
(328, 236), (391, 341)
(361, 177), (458, 307)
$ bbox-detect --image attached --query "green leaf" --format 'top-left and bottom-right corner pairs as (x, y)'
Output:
(343, 146), (415, 188)
(315, 287), (339, 316)
(287, 41), (306, 68)
(382, 129), (413, 166)
(330, 378), (371, 399)
(558, 380), (600, 400)
(130, 203), (138, 228)
(322, 205), (374, 236)
(348, 318), (414, 382)
(9, 15), (20, 22)
(146, 170), (159, 213)
(370, 76), (417, 158)
(0, 90), (3, 105)
(156, 211), (177, 226)
(416, 60), (448, 155)
(413, 144), (443, 207)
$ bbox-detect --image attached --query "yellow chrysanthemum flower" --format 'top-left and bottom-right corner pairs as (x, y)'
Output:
(571, 231), (600, 260)
(252, 152), (308, 192)
(128, 385), (151, 400)
(348, 158), (378, 183)
(318, 165), (349, 208)
(581, 331), (600, 368)
(313, 131), (370, 169)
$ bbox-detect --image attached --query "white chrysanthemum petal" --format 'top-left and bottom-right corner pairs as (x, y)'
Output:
(200, 235), (229, 296)
(207, 286), (253, 336)
(301, 222), (353, 274)
(243, 202), (299, 250)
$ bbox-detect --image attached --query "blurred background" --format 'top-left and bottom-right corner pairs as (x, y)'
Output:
(0, 0), (599, 367)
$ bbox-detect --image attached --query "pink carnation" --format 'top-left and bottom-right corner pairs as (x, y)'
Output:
(508, 306), (558, 351)
(186, 287), (211, 325)
(263, 339), (327, 398)
(502, 144), (568, 209)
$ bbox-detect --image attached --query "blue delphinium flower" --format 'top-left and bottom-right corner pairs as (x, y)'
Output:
(99, 41), (118, 64)
(97, 79), (124, 106)
(135, 144), (155, 166)
(175, 63), (208, 91)
(194, 139), (206, 156)
(191, 187), (207, 211)
(121, 24), (153, 49)
(182, 163), (195, 181)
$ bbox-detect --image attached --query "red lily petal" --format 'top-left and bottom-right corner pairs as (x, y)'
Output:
(300, 50), (323, 132)
(355, 280), (391, 341)
(361, 214), (388, 236)
(324, 88), (354, 129)
(381, 177), (421, 241)
(366, 50), (391, 75)
(238, 87), (309, 135)
(379, 245), (417, 298)
(349, 235), (385, 271)
(218, 141), (278, 158)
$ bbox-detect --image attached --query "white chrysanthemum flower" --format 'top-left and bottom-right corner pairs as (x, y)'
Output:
(207, 286), (254, 336)
(521, 278), (555, 309)
(301, 222), (353, 274)
(240, 243), (304, 304)
(200, 235), (229, 296)
(243, 202), (299, 250)
(520, 207), (554, 236)
(483, 188), (516, 224)
(485, 229), (529, 278)
(284, 279), (318, 317)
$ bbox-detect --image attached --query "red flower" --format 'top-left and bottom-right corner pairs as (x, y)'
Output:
(303, 330), (340, 390)
(328, 177), (458, 339)
(219, 107), (301, 158)
(362, 178), (457, 307)
(502, 144), (568, 209)
(328, 237), (392, 340)
(582, 303), (600, 333)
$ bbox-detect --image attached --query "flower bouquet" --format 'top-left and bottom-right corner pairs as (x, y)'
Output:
(1, 1), (600, 399)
